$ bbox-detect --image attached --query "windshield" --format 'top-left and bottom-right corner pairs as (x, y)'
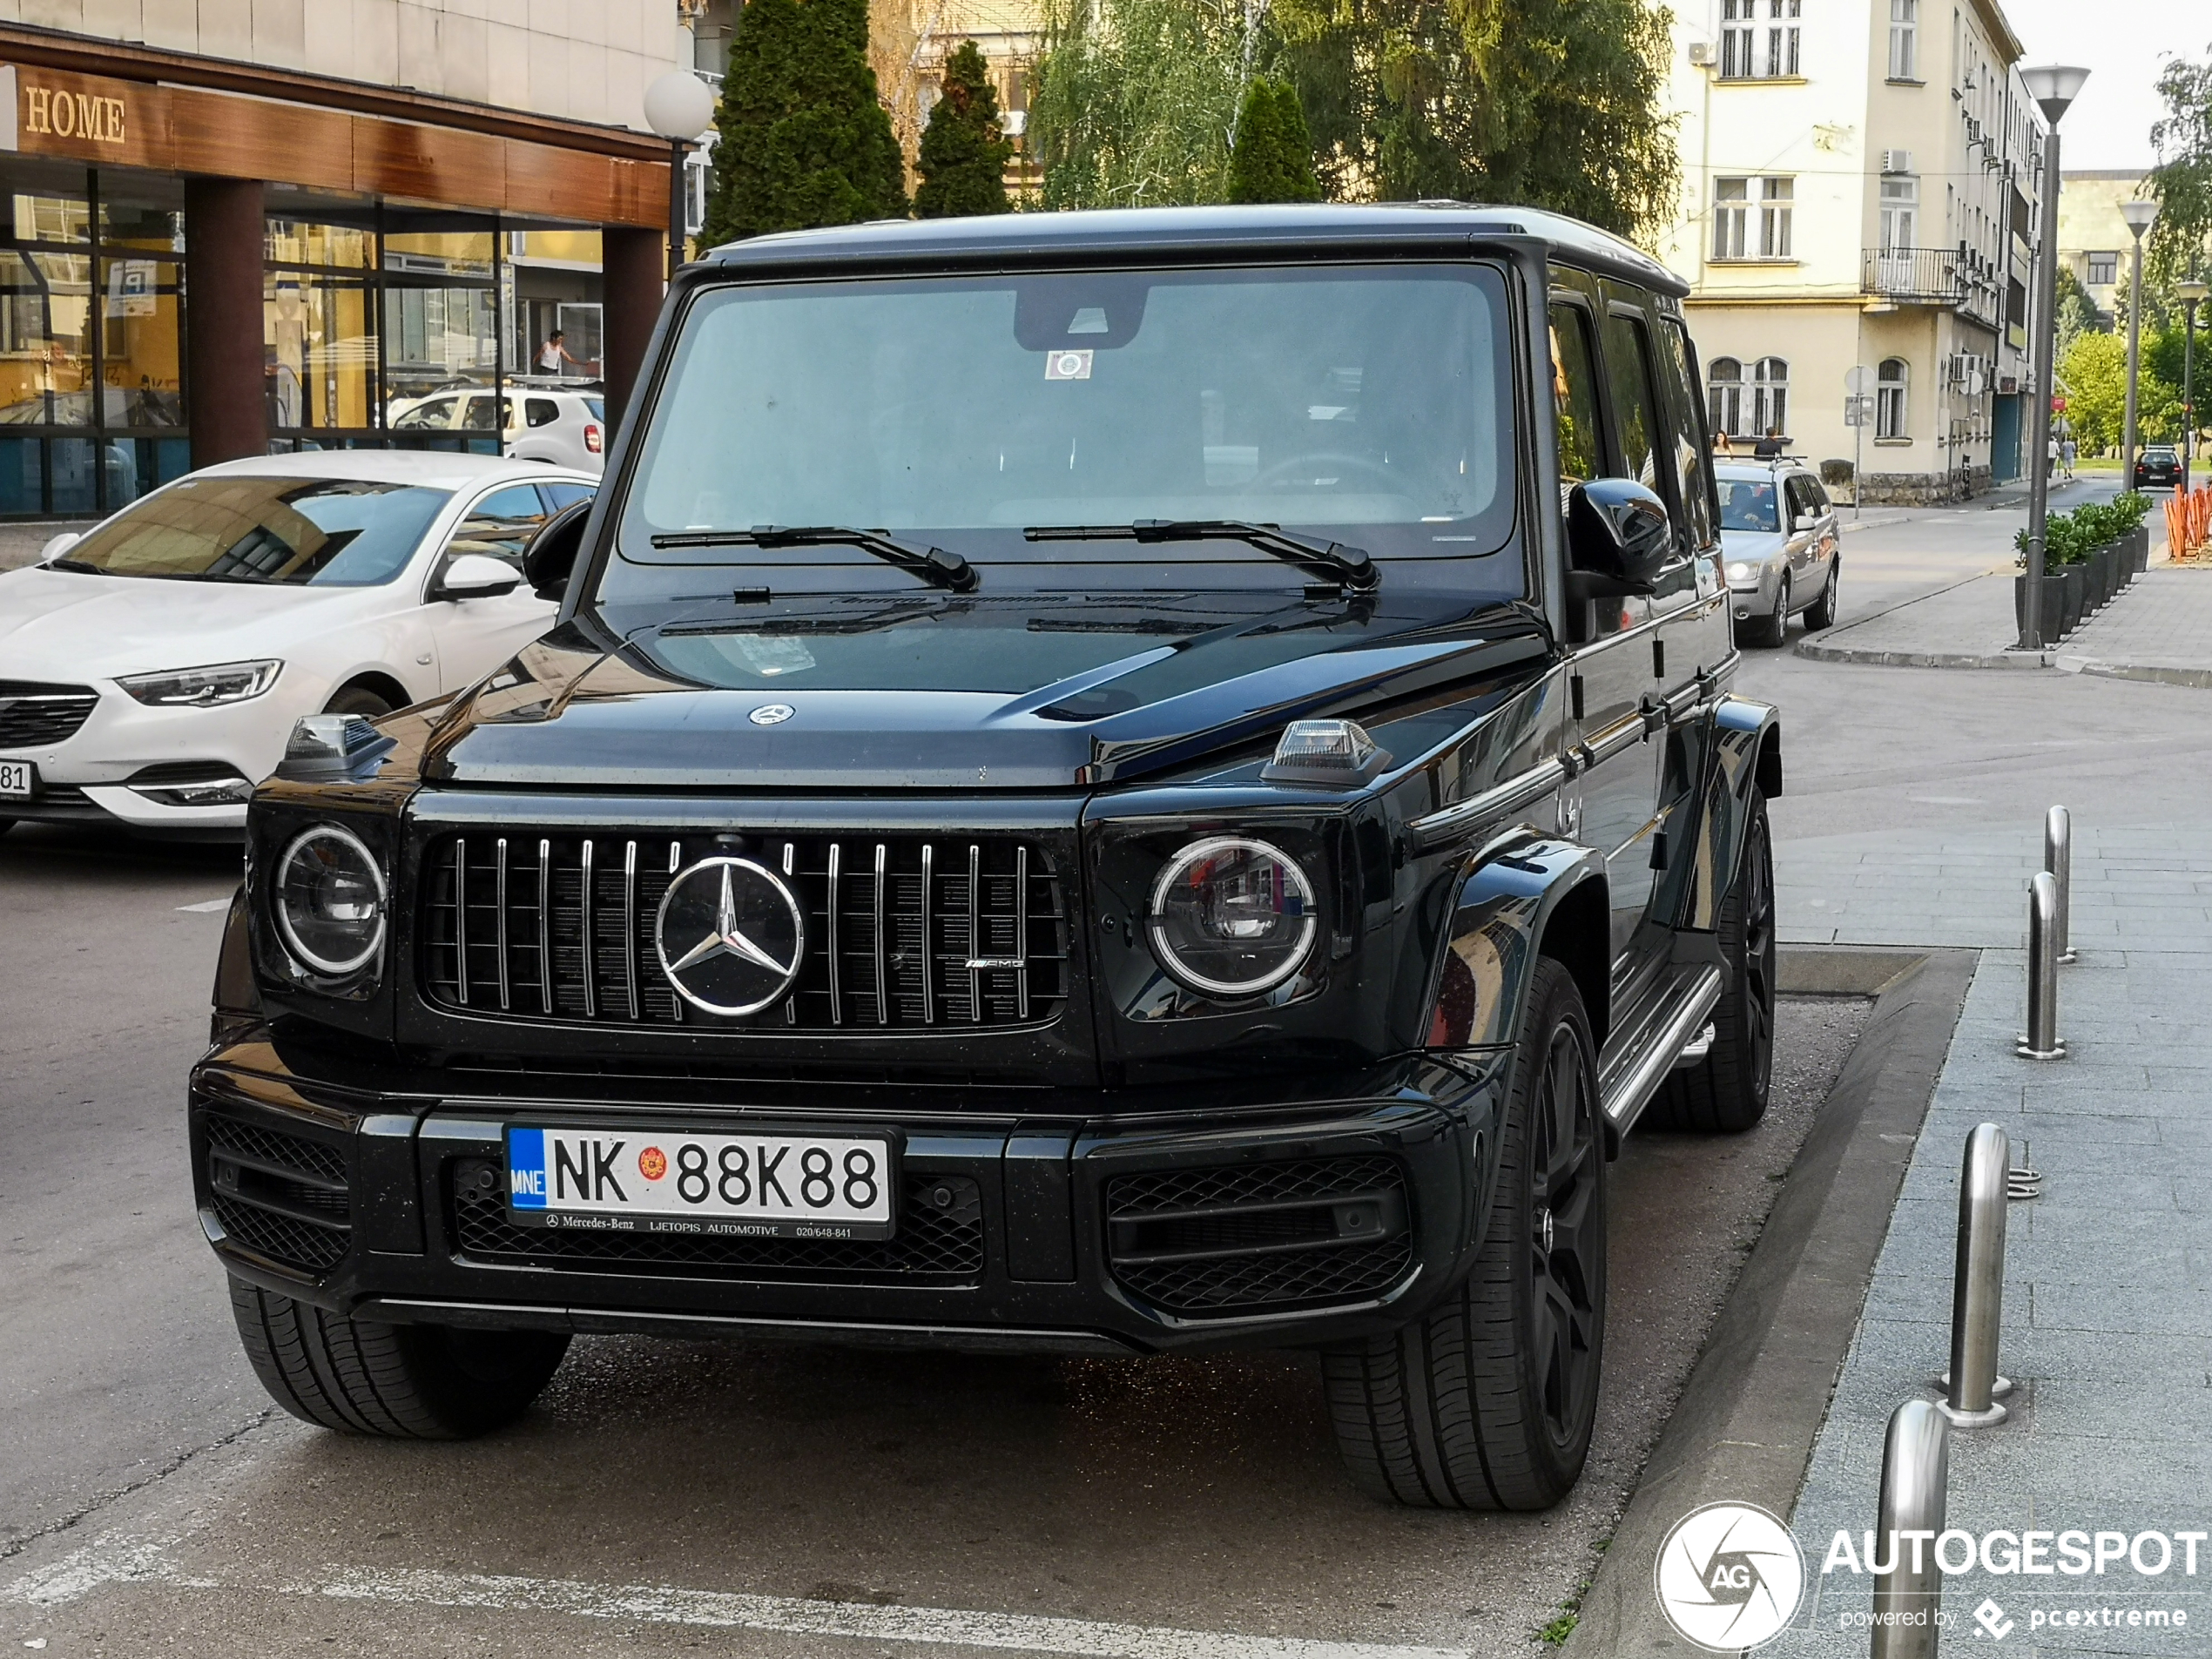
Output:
(607, 263), (1516, 598)
(1717, 478), (1779, 533)
(57, 475), (451, 585)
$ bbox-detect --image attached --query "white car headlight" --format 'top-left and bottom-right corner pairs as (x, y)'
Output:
(275, 825), (388, 977)
(118, 659), (282, 706)
(1147, 836), (1318, 997)
(1725, 561), (1758, 583)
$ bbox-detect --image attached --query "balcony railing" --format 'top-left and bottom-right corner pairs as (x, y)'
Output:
(1863, 246), (2004, 330)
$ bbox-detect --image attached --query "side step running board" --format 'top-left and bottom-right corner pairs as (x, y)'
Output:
(1599, 965), (1723, 1133)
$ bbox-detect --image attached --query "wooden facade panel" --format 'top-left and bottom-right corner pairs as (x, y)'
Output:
(3, 57), (664, 227)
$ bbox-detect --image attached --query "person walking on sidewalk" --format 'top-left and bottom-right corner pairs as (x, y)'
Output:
(2062, 436), (2077, 481)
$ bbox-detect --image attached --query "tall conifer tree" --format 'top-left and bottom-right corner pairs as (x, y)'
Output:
(915, 42), (1015, 217)
(700, 0), (908, 245)
(1227, 78), (1322, 204)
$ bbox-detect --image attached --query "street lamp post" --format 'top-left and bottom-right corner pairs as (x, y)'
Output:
(2119, 199), (2160, 484)
(2181, 277), (2209, 493)
(644, 71), (719, 283)
(2019, 65), (2089, 652)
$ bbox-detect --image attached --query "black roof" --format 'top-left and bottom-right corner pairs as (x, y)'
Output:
(702, 203), (1685, 297)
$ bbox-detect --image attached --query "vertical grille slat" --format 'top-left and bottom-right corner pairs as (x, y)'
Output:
(423, 828), (1067, 1035)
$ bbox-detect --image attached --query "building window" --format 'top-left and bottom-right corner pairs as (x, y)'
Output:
(1876, 357), (1908, 438)
(1879, 176), (1917, 251)
(1720, 0), (1801, 78)
(1888, 0), (1918, 78)
(1758, 177), (1793, 257)
(1709, 355), (1744, 437)
(1713, 176), (1792, 260)
(1752, 356), (1790, 437)
(2086, 250), (2118, 286)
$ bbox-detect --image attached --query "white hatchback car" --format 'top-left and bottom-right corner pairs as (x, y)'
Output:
(0, 451), (595, 837)
(388, 382), (607, 474)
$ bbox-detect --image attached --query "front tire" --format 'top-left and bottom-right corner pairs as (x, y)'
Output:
(1324, 958), (1606, 1509)
(322, 685), (395, 718)
(1750, 572), (1790, 647)
(230, 1277), (569, 1439)
(1647, 791), (1776, 1133)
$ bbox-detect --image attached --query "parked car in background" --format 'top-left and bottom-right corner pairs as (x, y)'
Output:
(2133, 446), (2181, 490)
(0, 452), (593, 837)
(388, 381), (607, 475)
(1716, 459), (1839, 646)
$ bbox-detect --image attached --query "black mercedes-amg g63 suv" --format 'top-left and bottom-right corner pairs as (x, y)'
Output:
(193, 203), (1780, 1511)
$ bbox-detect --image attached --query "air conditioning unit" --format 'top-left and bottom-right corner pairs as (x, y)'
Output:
(1688, 39), (1717, 66)
(1880, 149), (1914, 174)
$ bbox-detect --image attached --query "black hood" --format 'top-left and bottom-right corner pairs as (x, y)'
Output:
(421, 590), (1548, 792)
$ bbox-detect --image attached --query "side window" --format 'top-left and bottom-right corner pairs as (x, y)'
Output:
(1656, 318), (1716, 550)
(1601, 309), (1666, 497)
(526, 398), (560, 428)
(539, 482), (596, 511)
(460, 396), (501, 433)
(1805, 476), (1832, 513)
(391, 396), (452, 432)
(446, 484), (549, 571)
(1548, 303), (1605, 489)
(1782, 475), (1812, 525)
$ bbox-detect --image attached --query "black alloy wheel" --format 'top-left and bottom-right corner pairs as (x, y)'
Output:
(1648, 790), (1775, 1132)
(1323, 958), (1607, 1509)
(1526, 1015), (1605, 1457)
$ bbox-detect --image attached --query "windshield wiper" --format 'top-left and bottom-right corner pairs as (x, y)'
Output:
(649, 525), (978, 593)
(44, 557), (105, 574)
(1022, 519), (1379, 594)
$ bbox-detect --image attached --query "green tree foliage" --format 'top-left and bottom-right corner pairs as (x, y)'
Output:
(2148, 45), (2212, 287)
(1228, 78), (1323, 202)
(2059, 329), (2182, 451)
(699, 0), (907, 245)
(1028, 0), (1256, 208)
(1271, 0), (1679, 240)
(915, 42), (1015, 218)
(2053, 265), (2102, 358)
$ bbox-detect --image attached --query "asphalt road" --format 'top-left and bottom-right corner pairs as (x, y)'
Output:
(7, 491), (2210, 1658)
(0, 808), (1867, 1657)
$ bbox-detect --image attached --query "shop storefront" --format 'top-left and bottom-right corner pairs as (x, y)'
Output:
(0, 29), (671, 519)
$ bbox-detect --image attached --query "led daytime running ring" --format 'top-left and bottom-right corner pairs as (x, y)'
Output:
(1146, 834), (1317, 998)
(274, 824), (388, 977)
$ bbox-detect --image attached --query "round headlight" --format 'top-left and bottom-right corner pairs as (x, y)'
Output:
(274, 825), (388, 976)
(1147, 836), (1317, 998)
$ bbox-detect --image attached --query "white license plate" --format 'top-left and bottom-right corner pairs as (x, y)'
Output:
(0, 760), (30, 799)
(505, 1126), (896, 1240)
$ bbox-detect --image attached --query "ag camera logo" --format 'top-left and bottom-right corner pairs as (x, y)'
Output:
(1655, 1501), (1806, 1650)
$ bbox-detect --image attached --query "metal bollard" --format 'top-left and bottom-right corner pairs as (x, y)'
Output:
(1871, 1399), (1950, 1658)
(1939, 1123), (2012, 1426)
(2044, 806), (2075, 964)
(2017, 872), (2067, 1060)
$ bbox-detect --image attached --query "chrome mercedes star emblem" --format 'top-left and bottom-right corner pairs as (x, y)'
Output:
(653, 857), (806, 1016)
(750, 704), (794, 725)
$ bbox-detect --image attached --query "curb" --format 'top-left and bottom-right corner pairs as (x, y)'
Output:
(1794, 636), (2048, 670)
(1561, 945), (1978, 1656)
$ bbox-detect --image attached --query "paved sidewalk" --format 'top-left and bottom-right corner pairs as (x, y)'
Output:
(1798, 567), (2212, 688)
(1767, 827), (2212, 1653)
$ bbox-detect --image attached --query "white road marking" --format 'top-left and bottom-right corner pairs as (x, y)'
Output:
(175, 898), (232, 914)
(4, 1541), (1469, 1659)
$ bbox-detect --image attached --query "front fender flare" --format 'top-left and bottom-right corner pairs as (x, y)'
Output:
(1689, 695), (1779, 927)
(1424, 832), (1610, 1059)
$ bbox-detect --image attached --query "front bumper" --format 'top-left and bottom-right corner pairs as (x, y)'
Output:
(1725, 563), (1783, 621)
(189, 1035), (1506, 1355)
(0, 684), (293, 832)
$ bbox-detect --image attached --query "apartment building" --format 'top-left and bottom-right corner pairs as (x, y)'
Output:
(2058, 169), (2150, 327)
(0, 1), (692, 517)
(1656, 0), (2049, 500)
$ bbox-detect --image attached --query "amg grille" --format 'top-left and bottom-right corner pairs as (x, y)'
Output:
(205, 1113), (349, 1276)
(0, 680), (97, 748)
(1104, 1157), (1414, 1318)
(448, 1165), (984, 1285)
(421, 832), (1067, 1033)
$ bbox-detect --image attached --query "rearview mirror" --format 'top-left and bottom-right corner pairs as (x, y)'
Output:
(523, 498), (593, 601)
(1792, 512), (1819, 533)
(1565, 478), (1672, 599)
(39, 531), (81, 563)
(434, 553), (523, 601)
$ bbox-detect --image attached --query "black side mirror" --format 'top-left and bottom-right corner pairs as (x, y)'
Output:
(523, 499), (594, 602)
(1565, 478), (1672, 600)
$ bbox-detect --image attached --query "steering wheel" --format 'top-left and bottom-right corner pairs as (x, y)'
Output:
(1250, 453), (1403, 494)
